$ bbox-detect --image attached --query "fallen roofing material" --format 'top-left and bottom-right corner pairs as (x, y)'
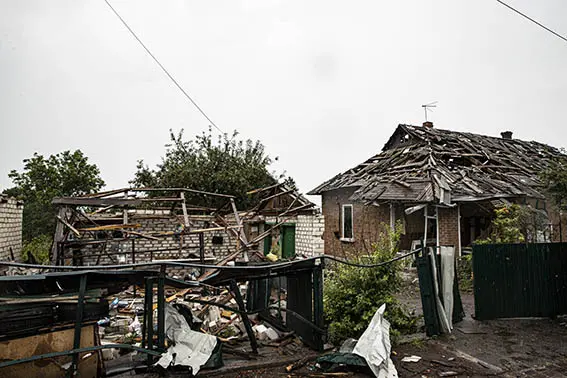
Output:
(309, 124), (565, 204)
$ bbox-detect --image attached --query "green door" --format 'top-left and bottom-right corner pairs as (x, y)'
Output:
(263, 232), (273, 255)
(281, 225), (296, 258)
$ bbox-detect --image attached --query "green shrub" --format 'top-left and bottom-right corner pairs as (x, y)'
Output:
(323, 222), (418, 345)
(457, 254), (473, 293)
(475, 204), (525, 244)
(22, 234), (52, 264)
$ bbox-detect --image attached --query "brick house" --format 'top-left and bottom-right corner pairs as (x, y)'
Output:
(308, 123), (566, 257)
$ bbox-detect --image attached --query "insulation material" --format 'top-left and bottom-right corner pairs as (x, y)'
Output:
(156, 304), (218, 374)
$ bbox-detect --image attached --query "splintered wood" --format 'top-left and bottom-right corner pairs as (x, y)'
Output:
(309, 124), (564, 204)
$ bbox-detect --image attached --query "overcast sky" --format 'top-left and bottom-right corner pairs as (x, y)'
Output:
(1, 0), (566, 204)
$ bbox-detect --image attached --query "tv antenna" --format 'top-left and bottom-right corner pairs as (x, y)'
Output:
(421, 101), (437, 122)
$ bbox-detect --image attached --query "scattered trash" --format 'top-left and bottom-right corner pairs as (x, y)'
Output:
(439, 371), (459, 377)
(401, 355), (422, 363)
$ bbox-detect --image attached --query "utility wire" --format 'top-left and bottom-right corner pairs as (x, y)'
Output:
(496, 0), (567, 44)
(103, 0), (224, 134)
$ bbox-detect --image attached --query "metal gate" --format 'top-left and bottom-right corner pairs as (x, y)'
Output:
(473, 243), (567, 320)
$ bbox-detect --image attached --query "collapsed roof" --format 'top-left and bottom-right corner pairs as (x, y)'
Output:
(308, 124), (564, 204)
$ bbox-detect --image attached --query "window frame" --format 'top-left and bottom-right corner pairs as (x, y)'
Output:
(341, 204), (354, 242)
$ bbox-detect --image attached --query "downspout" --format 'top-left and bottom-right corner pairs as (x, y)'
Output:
(424, 205), (428, 248)
(435, 206), (440, 251)
(457, 204), (462, 256)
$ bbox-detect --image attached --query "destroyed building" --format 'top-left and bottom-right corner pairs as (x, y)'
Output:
(50, 184), (324, 270)
(309, 123), (566, 256)
(0, 195), (23, 261)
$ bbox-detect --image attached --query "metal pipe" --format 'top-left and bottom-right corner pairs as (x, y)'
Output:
(0, 344), (161, 369)
(70, 273), (87, 374)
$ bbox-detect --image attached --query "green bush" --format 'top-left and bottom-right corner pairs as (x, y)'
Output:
(475, 204), (525, 244)
(323, 222), (418, 345)
(22, 234), (52, 264)
(457, 254), (473, 293)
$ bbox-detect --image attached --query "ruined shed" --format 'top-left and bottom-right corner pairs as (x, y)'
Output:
(309, 123), (565, 256)
(51, 185), (324, 270)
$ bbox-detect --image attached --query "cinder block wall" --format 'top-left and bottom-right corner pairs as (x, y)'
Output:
(0, 197), (23, 261)
(295, 214), (325, 256)
(321, 188), (389, 257)
(77, 214), (237, 267)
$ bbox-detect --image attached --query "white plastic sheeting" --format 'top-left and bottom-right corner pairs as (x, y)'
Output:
(156, 304), (218, 374)
(352, 304), (398, 378)
(440, 246), (455, 331)
(429, 246), (456, 334)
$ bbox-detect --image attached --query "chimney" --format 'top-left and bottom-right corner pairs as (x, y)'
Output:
(501, 131), (513, 140)
(423, 121), (434, 128)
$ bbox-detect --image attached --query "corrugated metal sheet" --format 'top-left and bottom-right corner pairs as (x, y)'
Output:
(473, 243), (567, 320)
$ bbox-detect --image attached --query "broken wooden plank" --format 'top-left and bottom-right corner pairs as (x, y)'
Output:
(52, 197), (142, 207)
(56, 215), (81, 237)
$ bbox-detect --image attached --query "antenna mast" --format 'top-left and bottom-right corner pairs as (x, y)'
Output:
(421, 101), (437, 122)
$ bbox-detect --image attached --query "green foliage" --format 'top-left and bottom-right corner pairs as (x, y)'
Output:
(540, 154), (567, 209)
(323, 222), (418, 345)
(21, 234), (52, 264)
(475, 204), (525, 244)
(131, 128), (280, 209)
(4, 150), (104, 241)
(457, 254), (473, 293)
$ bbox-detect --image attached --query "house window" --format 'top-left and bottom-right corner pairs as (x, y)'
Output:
(341, 204), (354, 241)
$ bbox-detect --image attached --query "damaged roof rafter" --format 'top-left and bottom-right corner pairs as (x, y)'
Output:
(309, 123), (564, 204)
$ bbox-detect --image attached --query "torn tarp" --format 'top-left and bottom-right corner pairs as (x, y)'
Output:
(352, 304), (398, 378)
(156, 304), (219, 375)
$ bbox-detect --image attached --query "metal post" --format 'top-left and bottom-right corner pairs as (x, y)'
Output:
(230, 280), (258, 353)
(70, 273), (88, 375)
(312, 264), (324, 351)
(132, 238), (136, 299)
(141, 278), (150, 349)
(146, 278), (154, 365)
(157, 265), (166, 351)
(199, 232), (205, 275)
(131, 238), (136, 264)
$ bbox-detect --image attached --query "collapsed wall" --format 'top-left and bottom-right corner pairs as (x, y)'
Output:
(0, 195), (23, 261)
(72, 211), (238, 266)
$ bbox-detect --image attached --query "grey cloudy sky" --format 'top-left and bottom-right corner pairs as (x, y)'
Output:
(1, 0), (566, 204)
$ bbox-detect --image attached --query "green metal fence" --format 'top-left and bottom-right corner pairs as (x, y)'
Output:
(473, 243), (567, 320)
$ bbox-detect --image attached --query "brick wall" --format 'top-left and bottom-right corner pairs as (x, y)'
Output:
(0, 197), (23, 261)
(76, 214), (237, 268)
(321, 188), (390, 257)
(263, 214), (325, 257)
(438, 206), (460, 254)
(296, 214), (325, 256)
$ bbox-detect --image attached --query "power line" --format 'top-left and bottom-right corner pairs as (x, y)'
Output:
(103, 0), (224, 134)
(496, 0), (567, 44)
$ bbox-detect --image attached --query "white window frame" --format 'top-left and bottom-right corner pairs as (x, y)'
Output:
(341, 204), (354, 242)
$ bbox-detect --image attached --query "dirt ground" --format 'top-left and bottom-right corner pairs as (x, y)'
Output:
(117, 268), (567, 377)
(395, 268), (567, 377)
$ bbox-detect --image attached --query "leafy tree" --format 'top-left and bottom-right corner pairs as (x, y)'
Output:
(475, 204), (525, 244)
(4, 150), (105, 241)
(131, 128), (281, 209)
(541, 154), (567, 209)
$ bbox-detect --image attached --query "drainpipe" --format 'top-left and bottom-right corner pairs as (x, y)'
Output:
(457, 204), (462, 257)
(423, 205), (428, 248)
(435, 206), (440, 251)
